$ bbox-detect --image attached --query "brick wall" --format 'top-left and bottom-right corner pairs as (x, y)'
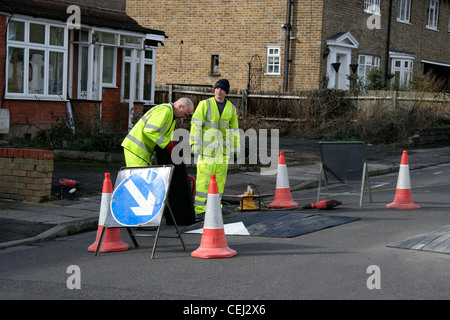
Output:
(319, 0), (450, 88)
(127, 0), (324, 92)
(389, 0), (450, 76)
(128, 0), (449, 93)
(0, 148), (54, 202)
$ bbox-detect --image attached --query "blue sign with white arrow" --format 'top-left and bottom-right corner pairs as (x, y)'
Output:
(110, 169), (168, 227)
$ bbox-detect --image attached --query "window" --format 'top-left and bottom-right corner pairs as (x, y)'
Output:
(427, 0), (439, 30)
(358, 54), (381, 88)
(364, 0), (380, 15)
(211, 54), (219, 74)
(77, 29), (118, 99)
(143, 50), (155, 103)
(102, 46), (116, 86)
(77, 30), (101, 100)
(94, 31), (117, 87)
(122, 47), (156, 104)
(391, 58), (414, 90)
(266, 46), (280, 75)
(6, 18), (68, 99)
(397, 0), (411, 23)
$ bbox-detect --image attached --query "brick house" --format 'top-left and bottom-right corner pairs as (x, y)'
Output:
(127, 0), (449, 92)
(0, 0), (166, 138)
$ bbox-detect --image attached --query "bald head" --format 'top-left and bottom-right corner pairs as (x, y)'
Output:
(173, 98), (194, 119)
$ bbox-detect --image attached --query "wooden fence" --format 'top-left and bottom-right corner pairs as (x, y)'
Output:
(155, 84), (450, 121)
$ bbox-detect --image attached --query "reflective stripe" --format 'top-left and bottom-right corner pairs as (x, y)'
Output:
(219, 121), (229, 127)
(194, 193), (224, 205)
(194, 199), (206, 206)
(195, 191), (208, 198)
(202, 141), (221, 148)
(190, 135), (201, 141)
(160, 121), (169, 134)
(126, 133), (149, 153)
(205, 100), (219, 128)
(206, 100), (211, 119)
(140, 114), (148, 123)
(145, 123), (160, 131)
(192, 118), (204, 126)
(156, 134), (167, 146)
(205, 121), (219, 128)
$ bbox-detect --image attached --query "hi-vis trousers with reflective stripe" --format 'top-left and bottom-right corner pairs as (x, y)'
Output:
(194, 157), (228, 215)
(124, 148), (151, 167)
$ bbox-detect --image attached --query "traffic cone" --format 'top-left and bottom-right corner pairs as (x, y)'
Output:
(302, 199), (342, 209)
(268, 151), (299, 208)
(191, 174), (237, 259)
(88, 173), (129, 252)
(386, 151), (420, 210)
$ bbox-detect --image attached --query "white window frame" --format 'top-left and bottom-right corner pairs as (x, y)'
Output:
(77, 28), (121, 100)
(427, 0), (439, 30)
(358, 54), (381, 88)
(77, 30), (103, 100)
(142, 48), (156, 105)
(390, 52), (414, 90)
(265, 46), (281, 75)
(121, 47), (156, 105)
(5, 16), (68, 100)
(397, 0), (411, 23)
(364, 0), (381, 15)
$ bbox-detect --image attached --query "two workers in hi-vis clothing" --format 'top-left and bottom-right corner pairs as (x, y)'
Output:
(190, 79), (240, 217)
(121, 79), (239, 220)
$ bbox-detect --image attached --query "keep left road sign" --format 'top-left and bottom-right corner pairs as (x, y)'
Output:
(105, 166), (173, 228)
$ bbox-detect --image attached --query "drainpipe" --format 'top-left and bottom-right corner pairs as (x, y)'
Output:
(283, 0), (293, 92)
(384, 0), (393, 88)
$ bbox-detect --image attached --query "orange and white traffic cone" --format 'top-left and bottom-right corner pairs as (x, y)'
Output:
(88, 173), (129, 252)
(386, 151), (420, 210)
(191, 174), (237, 259)
(268, 151), (299, 208)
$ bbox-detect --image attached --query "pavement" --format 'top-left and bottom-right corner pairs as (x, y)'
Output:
(1, 138), (450, 250)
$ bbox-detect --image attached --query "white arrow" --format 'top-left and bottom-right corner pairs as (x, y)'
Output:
(124, 179), (155, 216)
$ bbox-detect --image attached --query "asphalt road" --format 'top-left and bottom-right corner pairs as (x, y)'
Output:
(1, 163), (449, 303)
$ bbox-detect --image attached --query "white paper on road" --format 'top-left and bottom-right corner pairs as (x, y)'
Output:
(186, 222), (250, 236)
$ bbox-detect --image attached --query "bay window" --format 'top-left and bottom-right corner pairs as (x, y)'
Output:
(6, 18), (68, 99)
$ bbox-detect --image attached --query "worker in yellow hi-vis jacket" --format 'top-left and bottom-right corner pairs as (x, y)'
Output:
(190, 79), (240, 218)
(122, 97), (194, 167)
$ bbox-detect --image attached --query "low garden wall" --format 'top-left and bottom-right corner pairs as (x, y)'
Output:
(0, 148), (54, 202)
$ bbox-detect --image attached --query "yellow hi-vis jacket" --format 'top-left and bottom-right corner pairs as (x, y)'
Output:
(121, 103), (175, 164)
(190, 97), (240, 161)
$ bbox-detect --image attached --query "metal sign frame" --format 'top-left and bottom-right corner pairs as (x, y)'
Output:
(95, 165), (186, 258)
